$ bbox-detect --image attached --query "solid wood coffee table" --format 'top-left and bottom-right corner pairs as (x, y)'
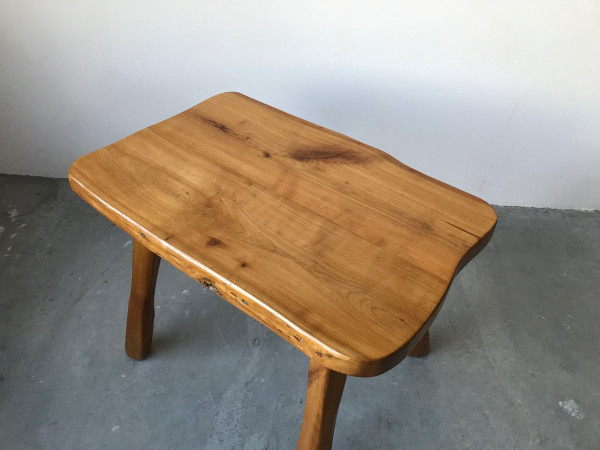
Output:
(69, 92), (497, 449)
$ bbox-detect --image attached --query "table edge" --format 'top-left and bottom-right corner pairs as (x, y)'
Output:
(69, 165), (496, 377)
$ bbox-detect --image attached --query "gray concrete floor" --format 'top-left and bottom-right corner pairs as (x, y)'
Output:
(1, 174), (599, 449)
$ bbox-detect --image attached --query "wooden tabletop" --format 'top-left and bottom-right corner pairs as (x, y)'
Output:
(69, 92), (497, 377)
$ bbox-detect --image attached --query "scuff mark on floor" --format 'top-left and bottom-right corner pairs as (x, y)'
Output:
(559, 399), (585, 419)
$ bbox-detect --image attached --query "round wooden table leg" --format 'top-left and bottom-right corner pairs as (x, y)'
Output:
(125, 239), (161, 360)
(409, 330), (430, 358)
(297, 358), (347, 450)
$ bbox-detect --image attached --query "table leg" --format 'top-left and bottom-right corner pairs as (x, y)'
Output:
(409, 330), (430, 358)
(125, 239), (161, 360)
(297, 358), (347, 450)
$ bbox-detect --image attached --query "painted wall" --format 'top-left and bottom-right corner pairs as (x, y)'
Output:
(1, 1), (599, 209)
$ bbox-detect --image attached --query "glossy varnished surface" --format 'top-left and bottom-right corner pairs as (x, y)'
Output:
(69, 92), (497, 376)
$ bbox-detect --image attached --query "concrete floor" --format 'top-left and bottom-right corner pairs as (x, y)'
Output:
(1, 174), (599, 450)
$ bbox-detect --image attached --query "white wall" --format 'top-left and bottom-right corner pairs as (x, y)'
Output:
(1, 1), (599, 209)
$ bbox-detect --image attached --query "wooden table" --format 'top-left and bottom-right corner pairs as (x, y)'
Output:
(69, 92), (497, 449)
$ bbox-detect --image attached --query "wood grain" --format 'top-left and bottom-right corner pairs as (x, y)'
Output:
(125, 239), (161, 360)
(69, 92), (497, 377)
(297, 359), (346, 450)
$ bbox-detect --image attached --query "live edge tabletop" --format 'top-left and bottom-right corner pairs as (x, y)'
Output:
(69, 92), (497, 379)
